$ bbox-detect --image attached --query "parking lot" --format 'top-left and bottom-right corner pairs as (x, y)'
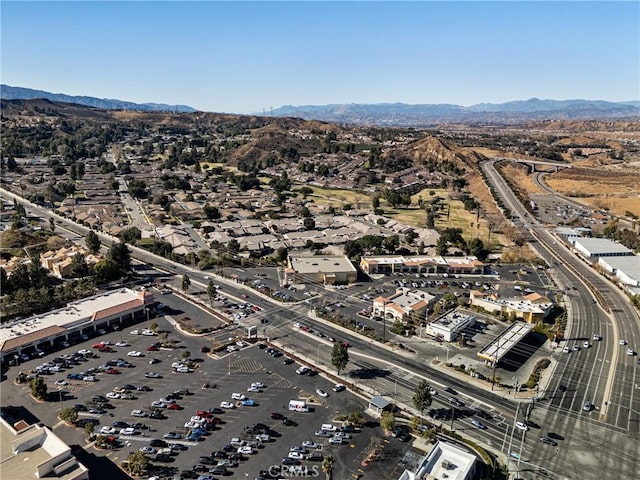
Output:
(3, 315), (410, 480)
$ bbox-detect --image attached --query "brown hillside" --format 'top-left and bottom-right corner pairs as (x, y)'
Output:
(405, 136), (486, 169)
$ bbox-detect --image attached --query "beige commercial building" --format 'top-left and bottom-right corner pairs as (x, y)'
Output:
(360, 255), (484, 276)
(372, 288), (434, 324)
(0, 288), (154, 363)
(469, 290), (553, 324)
(286, 255), (357, 285)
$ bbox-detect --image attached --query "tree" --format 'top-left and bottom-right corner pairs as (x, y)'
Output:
(181, 274), (191, 292)
(0, 267), (7, 294)
(59, 407), (78, 424)
(321, 455), (334, 480)
(84, 422), (95, 438)
(303, 217), (316, 230)
(380, 411), (395, 433)
(49, 217), (55, 233)
(120, 227), (141, 244)
(29, 255), (49, 289)
(467, 237), (489, 261)
(126, 451), (150, 476)
(435, 236), (449, 256)
(107, 240), (131, 272)
(182, 350), (191, 359)
(94, 258), (121, 283)
(30, 376), (47, 400)
(412, 380), (433, 424)
(85, 230), (101, 254)
(207, 280), (217, 304)
(347, 410), (366, 427)
(70, 253), (89, 278)
(203, 204), (221, 220)
(7, 262), (30, 292)
(331, 342), (349, 375)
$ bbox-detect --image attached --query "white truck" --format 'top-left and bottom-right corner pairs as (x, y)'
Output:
(288, 400), (309, 412)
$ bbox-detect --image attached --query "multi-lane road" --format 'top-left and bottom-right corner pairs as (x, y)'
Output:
(3, 164), (640, 480)
(482, 160), (640, 478)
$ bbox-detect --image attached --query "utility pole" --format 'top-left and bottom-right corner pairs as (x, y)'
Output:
(450, 406), (455, 431)
(491, 337), (502, 391)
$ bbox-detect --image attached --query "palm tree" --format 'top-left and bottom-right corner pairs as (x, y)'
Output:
(322, 455), (334, 480)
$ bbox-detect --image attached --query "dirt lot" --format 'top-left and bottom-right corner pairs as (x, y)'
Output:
(545, 165), (640, 217)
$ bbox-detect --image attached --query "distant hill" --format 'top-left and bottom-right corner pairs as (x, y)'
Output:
(269, 98), (640, 126)
(0, 84), (196, 113)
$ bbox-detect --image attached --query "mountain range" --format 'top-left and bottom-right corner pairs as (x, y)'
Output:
(0, 85), (196, 113)
(2, 84), (638, 125)
(269, 99), (640, 125)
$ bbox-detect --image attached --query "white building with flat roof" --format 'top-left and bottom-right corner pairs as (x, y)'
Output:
(572, 238), (633, 258)
(598, 255), (640, 293)
(0, 411), (89, 480)
(427, 309), (476, 342)
(398, 440), (477, 480)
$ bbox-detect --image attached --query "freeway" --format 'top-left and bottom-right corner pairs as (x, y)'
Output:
(482, 159), (640, 478)
(5, 176), (640, 479)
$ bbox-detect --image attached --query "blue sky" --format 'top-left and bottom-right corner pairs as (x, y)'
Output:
(2, 1), (638, 113)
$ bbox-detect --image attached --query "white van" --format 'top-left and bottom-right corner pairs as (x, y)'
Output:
(288, 400), (309, 412)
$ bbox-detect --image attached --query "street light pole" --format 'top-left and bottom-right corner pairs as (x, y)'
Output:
(382, 301), (387, 343)
(58, 387), (63, 412)
(317, 344), (321, 365)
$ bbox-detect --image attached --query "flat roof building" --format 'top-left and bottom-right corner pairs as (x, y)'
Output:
(598, 255), (640, 290)
(398, 440), (477, 480)
(478, 321), (534, 365)
(426, 309), (476, 342)
(0, 409), (89, 480)
(361, 255), (484, 276)
(0, 288), (154, 362)
(571, 238), (633, 258)
(286, 255), (357, 285)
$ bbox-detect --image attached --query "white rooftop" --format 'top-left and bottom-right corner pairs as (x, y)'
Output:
(573, 237), (633, 256)
(599, 255), (640, 281)
(0, 288), (147, 346)
(289, 255), (356, 274)
(432, 310), (475, 330)
(478, 321), (534, 363)
(399, 440), (476, 480)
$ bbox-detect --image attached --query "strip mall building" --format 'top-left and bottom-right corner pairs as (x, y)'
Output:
(0, 288), (154, 363)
